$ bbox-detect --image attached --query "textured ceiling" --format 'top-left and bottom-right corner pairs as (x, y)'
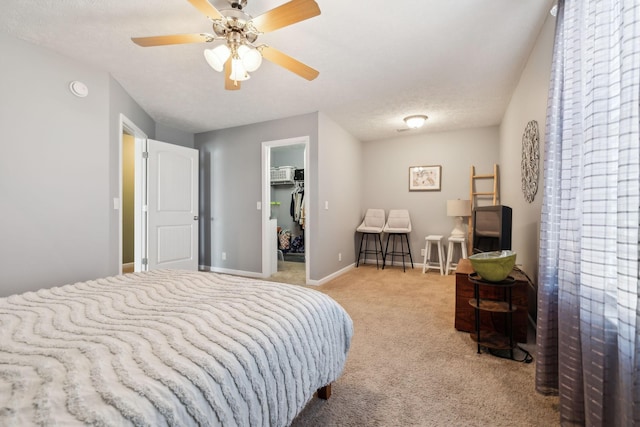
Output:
(0, 0), (554, 141)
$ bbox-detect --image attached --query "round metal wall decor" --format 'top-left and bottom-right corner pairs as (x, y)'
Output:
(521, 120), (539, 203)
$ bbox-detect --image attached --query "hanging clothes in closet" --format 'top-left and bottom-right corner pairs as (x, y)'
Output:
(290, 182), (305, 229)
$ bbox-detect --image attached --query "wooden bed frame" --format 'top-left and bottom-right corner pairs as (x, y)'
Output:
(317, 384), (332, 400)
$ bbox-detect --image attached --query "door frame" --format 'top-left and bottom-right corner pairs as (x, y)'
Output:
(119, 114), (148, 274)
(261, 136), (310, 283)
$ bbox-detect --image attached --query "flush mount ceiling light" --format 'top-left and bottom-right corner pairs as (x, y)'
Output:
(403, 115), (429, 129)
(131, 0), (321, 91)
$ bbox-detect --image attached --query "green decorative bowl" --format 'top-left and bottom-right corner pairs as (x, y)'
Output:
(468, 250), (517, 282)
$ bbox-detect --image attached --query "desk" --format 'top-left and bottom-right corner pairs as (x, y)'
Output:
(454, 259), (528, 343)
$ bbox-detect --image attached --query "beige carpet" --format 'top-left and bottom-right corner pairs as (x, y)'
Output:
(269, 260), (307, 286)
(282, 264), (560, 426)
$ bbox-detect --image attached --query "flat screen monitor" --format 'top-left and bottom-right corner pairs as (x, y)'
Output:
(472, 205), (512, 252)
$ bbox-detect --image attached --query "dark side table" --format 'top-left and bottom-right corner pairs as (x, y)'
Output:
(468, 273), (517, 359)
(454, 259), (528, 343)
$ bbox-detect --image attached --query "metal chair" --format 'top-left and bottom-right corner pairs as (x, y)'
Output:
(356, 209), (386, 268)
(382, 209), (414, 272)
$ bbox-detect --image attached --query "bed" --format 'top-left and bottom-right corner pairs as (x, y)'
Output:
(0, 269), (353, 426)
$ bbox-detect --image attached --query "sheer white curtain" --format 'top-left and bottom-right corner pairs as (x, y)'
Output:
(536, 1), (640, 425)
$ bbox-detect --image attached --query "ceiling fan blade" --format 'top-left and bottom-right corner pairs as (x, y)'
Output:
(131, 33), (212, 47)
(251, 0), (320, 33)
(260, 45), (319, 81)
(186, 0), (224, 20)
(224, 59), (241, 91)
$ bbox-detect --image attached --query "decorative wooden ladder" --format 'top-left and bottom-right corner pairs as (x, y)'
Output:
(468, 164), (499, 252)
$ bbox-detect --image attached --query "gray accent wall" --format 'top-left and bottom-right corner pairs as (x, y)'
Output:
(0, 33), (157, 297)
(0, 20), (554, 296)
(195, 112), (362, 283)
(196, 113), (318, 275)
(108, 76), (156, 275)
(499, 12), (555, 282)
(361, 127), (500, 264)
(1, 33), (109, 295)
(156, 123), (195, 148)
(317, 112), (362, 278)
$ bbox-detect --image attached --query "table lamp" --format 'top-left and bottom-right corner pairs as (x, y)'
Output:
(447, 199), (471, 238)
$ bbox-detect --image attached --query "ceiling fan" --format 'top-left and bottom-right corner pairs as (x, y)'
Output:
(131, 0), (320, 90)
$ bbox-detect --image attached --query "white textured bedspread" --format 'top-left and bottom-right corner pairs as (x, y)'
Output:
(0, 270), (353, 426)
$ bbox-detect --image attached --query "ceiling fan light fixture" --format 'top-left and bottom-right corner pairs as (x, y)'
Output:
(230, 58), (251, 81)
(238, 44), (262, 72)
(204, 44), (231, 72)
(132, 0), (322, 90)
(404, 115), (428, 129)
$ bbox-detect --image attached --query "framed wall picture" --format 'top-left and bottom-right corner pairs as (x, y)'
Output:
(409, 165), (441, 191)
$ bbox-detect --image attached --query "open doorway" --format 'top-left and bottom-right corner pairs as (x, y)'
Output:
(122, 132), (135, 273)
(262, 136), (310, 285)
(120, 116), (199, 275)
(119, 115), (147, 275)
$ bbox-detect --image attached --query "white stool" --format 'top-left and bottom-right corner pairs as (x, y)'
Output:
(446, 236), (468, 274)
(422, 235), (445, 275)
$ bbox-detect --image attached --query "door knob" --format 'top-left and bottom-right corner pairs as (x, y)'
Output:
(193, 216), (199, 220)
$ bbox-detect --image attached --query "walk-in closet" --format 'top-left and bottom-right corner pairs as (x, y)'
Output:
(270, 144), (305, 277)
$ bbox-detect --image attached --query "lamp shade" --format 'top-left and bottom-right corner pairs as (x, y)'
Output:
(238, 44), (262, 72)
(447, 199), (471, 238)
(229, 58), (250, 81)
(204, 45), (230, 72)
(447, 199), (471, 217)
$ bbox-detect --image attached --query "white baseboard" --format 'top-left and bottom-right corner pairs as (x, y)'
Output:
(307, 263), (355, 286)
(358, 257), (386, 267)
(199, 265), (265, 279)
(199, 263), (356, 286)
(360, 258), (427, 268)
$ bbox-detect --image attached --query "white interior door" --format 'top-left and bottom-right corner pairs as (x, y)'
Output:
(147, 139), (199, 270)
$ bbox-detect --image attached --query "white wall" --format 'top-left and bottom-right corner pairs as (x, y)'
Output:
(362, 126), (500, 263)
(499, 12), (555, 282)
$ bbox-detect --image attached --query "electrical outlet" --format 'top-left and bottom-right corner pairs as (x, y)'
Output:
(222, 252), (227, 261)
(338, 253), (342, 261)
(421, 248), (426, 256)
